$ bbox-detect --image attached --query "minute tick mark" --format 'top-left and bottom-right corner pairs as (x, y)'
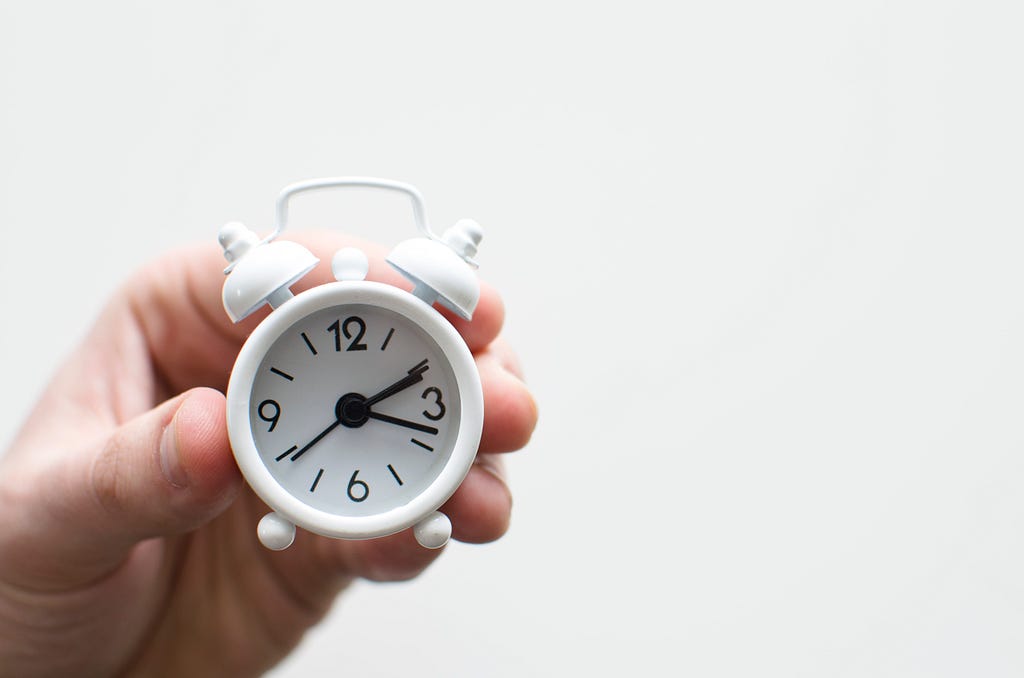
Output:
(300, 332), (318, 355)
(275, 445), (298, 462)
(410, 438), (434, 452)
(269, 367), (294, 381)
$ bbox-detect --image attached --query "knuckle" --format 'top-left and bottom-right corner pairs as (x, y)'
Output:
(89, 436), (128, 517)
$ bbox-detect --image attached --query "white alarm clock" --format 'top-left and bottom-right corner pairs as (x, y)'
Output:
(217, 178), (484, 551)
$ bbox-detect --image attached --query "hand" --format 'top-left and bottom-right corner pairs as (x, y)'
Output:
(0, 232), (537, 677)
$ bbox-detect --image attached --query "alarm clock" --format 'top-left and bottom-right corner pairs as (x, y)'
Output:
(217, 177), (485, 551)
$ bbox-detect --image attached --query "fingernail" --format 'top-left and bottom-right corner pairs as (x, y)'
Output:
(160, 418), (188, 488)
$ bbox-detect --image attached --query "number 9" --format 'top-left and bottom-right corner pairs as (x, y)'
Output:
(258, 399), (281, 432)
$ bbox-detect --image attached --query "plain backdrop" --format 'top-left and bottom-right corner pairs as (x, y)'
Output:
(3, 1), (1024, 676)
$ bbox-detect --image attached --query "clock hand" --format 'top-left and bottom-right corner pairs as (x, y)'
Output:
(365, 411), (439, 435)
(290, 418), (343, 461)
(363, 358), (430, 407)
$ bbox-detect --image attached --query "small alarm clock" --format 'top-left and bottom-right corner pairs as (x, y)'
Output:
(217, 177), (484, 551)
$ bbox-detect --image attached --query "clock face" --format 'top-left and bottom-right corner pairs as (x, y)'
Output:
(248, 303), (462, 517)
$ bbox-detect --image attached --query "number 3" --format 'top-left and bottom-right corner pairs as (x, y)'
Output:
(421, 387), (446, 421)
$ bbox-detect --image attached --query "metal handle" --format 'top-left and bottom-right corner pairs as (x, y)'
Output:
(269, 176), (436, 243)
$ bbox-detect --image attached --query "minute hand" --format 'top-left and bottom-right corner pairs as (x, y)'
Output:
(366, 411), (439, 435)
(364, 359), (429, 407)
(290, 419), (342, 462)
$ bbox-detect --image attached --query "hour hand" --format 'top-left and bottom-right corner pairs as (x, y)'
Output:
(363, 359), (430, 407)
(366, 411), (438, 435)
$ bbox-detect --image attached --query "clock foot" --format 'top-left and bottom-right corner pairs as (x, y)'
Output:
(413, 511), (452, 549)
(258, 512), (296, 550)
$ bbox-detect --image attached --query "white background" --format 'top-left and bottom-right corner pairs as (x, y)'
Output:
(3, 1), (1024, 676)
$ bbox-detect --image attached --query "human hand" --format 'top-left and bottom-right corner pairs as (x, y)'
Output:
(0, 233), (537, 677)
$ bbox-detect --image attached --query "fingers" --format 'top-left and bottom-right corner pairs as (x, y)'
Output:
(438, 281), (505, 352)
(332, 529), (444, 583)
(2, 389), (241, 589)
(291, 235), (506, 356)
(128, 231), (506, 394)
(477, 344), (539, 453)
(444, 455), (513, 543)
(311, 337), (533, 580)
(96, 231), (531, 589)
(315, 454), (512, 582)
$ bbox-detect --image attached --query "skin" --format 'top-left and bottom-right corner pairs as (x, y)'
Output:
(0, 232), (538, 677)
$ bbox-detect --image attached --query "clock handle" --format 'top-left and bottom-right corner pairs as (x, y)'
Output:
(270, 177), (437, 244)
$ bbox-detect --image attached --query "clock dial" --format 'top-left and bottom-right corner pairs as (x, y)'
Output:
(248, 303), (462, 517)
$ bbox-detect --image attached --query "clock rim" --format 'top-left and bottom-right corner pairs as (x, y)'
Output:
(225, 280), (484, 540)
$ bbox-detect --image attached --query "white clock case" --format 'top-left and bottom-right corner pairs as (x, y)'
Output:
(225, 279), (484, 541)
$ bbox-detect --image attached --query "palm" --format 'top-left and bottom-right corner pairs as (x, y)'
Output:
(0, 234), (535, 677)
(97, 492), (345, 675)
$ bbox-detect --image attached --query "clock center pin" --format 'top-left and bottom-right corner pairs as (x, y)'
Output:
(336, 393), (369, 428)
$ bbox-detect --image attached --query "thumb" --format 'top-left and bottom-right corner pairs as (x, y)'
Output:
(3, 388), (241, 589)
